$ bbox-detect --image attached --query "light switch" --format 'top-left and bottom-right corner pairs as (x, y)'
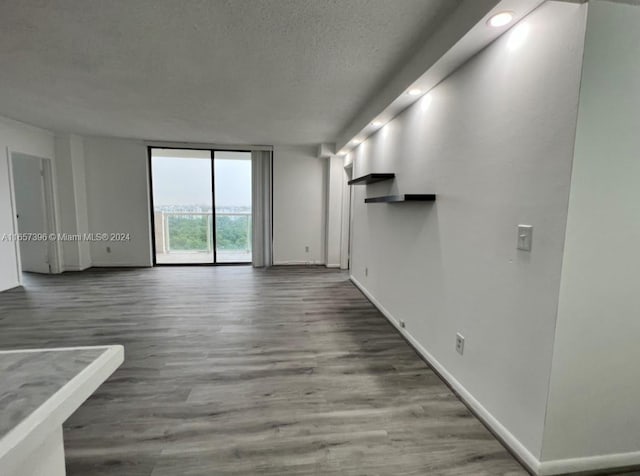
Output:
(517, 225), (533, 252)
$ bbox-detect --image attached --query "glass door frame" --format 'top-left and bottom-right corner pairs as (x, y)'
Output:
(148, 146), (253, 267)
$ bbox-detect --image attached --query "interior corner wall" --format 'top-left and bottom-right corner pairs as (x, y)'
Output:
(54, 135), (78, 269)
(83, 136), (152, 267)
(273, 145), (326, 265)
(70, 135), (91, 269)
(541, 0), (640, 467)
(55, 134), (91, 271)
(348, 1), (586, 463)
(325, 156), (344, 268)
(0, 116), (56, 291)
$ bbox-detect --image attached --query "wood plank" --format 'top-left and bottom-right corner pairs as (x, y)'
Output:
(0, 267), (527, 475)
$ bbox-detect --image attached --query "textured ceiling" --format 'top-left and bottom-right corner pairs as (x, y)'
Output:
(0, 0), (462, 145)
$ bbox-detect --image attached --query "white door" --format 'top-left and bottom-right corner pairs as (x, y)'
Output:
(12, 155), (50, 274)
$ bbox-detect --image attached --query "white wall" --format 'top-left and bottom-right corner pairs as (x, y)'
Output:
(83, 136), (152, 267)
(348, 1), (586, 462)
(542, 0), (640, 465)
(273, 145), (326, 265)
(325, 156), (344, 268)
(55, 135), (78, 268)
(0, 117), (55, 291)
(55, 134), (91, 271)
(70, 135), (91, 269)
(82, 139), (325, 268)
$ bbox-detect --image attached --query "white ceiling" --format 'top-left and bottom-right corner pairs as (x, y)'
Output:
(337, 0), (546, 151)
(0, 0), (463, 146)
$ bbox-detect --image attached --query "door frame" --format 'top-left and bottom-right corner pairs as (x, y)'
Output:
(147, 146), (253, 267)
(339, 162), (353, 270)
(7, 148), (62, 281)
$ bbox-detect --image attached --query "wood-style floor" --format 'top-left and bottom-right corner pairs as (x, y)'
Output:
(0, 266), (529, 476)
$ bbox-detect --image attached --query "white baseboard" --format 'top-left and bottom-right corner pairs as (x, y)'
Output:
(325, 264), (341, 269)
(349, 276), (541, 474)
(90, 262), (151, 268)
(350, 275), (640, 476)
(539, 452), (640, 476)
(273, 260), (325, 266)
(0, 282), (22, 293)
(62, 264), (91, 272)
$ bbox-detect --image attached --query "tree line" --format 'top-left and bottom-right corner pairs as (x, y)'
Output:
(167, 215), (250, 251)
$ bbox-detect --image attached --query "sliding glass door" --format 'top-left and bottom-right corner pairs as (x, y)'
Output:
(214, 151), (252, 263)
(150, 148), (252, 265)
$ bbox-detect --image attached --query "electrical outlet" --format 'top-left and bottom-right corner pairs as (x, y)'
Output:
(455, 333), (465, 355)
(106, 246), (111, 254)
(365, 267), (368, 277)
(399, 319), (406, 328)
(305, 246), (309, 253)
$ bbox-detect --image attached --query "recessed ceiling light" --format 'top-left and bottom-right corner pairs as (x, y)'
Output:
(488, 11), (514, 28)
(372, 121), (383, 127)
(407, 88), (422, 96)
(350, 138), (362, 145)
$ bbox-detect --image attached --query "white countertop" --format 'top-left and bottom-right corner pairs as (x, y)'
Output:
(0, 345), (124, 474)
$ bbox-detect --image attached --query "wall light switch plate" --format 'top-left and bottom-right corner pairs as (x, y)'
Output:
(456, 333), (465, 355)
(517, 225), (533, 252)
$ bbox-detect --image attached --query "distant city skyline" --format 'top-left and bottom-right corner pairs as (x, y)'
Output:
(152, 156), (251, 207)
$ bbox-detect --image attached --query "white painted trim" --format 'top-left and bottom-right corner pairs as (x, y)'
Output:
(325, 264), (341, 269)
(339, 163), (353, 270)
(143, 148), (154, 267)
(0, 285), (22, 293)
(350, 275), (640, 475)
(61, 264), (91, 272)
(41, 157), (63, 274)
(273, 260), (325, 266)
(7, 149), (64, 275)
(90, 261), (152, 267)
(0, 345), (124, 475)
(5, 147), (22, 287)
(539, 453), (640, 476)
(349, 275), (541, 475)
(146, 140), (273, 152)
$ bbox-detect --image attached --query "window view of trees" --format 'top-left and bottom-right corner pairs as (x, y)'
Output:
(167, 214), (250, 251)
(215, 216), (251, 251)
(151, 150), (252, 263)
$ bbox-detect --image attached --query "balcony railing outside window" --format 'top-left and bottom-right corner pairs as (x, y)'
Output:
(154, 211), (251, 263)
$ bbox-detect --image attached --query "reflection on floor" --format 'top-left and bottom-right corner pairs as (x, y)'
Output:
(1, 267), (528, 475)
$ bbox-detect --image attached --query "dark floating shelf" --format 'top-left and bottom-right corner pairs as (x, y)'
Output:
(348, 173), (395, 185)
(365, 194), (436, 203)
